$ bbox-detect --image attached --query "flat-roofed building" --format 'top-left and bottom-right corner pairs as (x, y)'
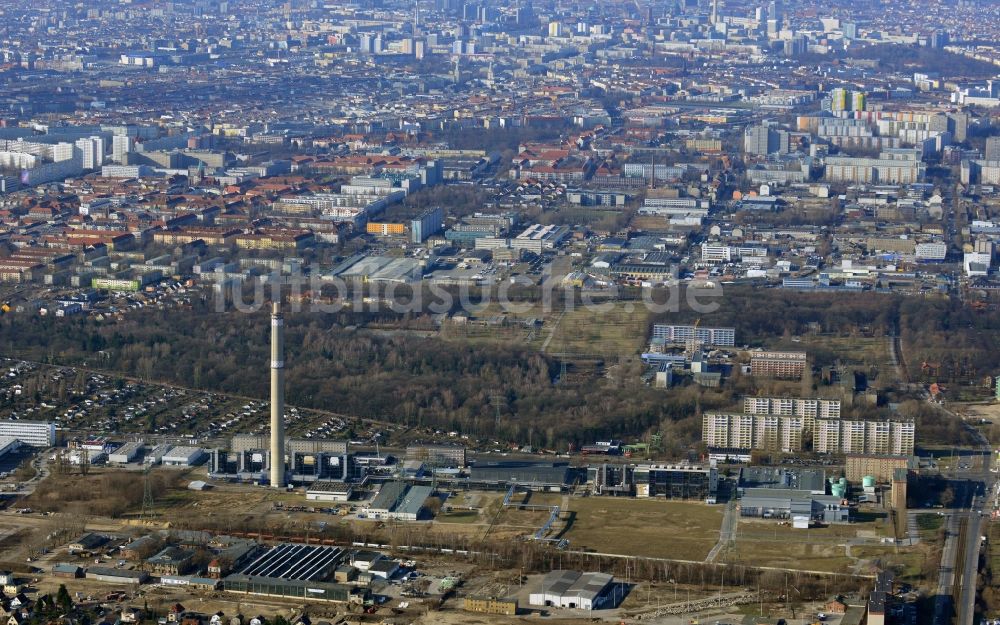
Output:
(161, 446), (207, 466)
(743, 397), (840, 419)
(465, 595), (518, 616)
(109, 441), (144, 464)
(749, 351), (807, 380)
(405, 443), (467, 467)
(739, 488), (850, 523)
(469, 461), (574, 491)
(86, 567), (148, 585)
(306, 481), (354, 502)
(0, 420), (55, 447)
(814, 418), (914, 455)
(845, 454), (915, 482)
(651, 324), (736, 346)
(702, 413), (808, 453)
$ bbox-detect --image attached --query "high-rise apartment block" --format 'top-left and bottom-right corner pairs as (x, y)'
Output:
(749, 351), (807, 379)
(704, 395), (914, 456)
(985, 136), (1000, 162)
(651, 324), (736, 347)
(743, 397), (841, 419)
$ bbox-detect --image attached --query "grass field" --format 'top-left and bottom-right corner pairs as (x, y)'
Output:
(561, 498), (723, 560)
(767, 335), (895, 374)
(723, 537), (853, 573)
(437, 510), (480, 524)
(916, 513), (944, 533)
(544, 303), (652, 358)
(723, 518), (934, 577)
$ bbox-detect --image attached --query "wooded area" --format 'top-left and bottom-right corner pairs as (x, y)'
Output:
(0, 287), (991, 449)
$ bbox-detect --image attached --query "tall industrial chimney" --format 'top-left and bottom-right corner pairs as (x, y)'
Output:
(270, 302), (286, 488)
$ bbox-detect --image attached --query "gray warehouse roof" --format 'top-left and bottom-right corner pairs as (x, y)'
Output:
(536, 570), (613, 601)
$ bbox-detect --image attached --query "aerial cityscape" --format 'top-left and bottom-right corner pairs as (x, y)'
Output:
(0, 0), (999, 624)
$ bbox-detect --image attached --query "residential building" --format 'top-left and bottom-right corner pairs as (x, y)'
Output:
(743, 397), (841, 419)
(814, 418), (915, 455)
(464, 596), (518, 616)
(411, 207), (444, 243)
(749, 351), (808, 379)
(844, 454), (915, 482)
(651, 324), (736, 347)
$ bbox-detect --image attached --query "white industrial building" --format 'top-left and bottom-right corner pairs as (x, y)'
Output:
(306, 481), (354, 502)
(108, 441), (144, 464)
(69, 450), (106, 465)
(0, 420), (56, 447)
(529, 570), (614, 611)
(145, 444), (172, 465)
(161, 446), (207, 467)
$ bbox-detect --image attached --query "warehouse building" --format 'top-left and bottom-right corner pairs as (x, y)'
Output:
(469, 461), (576, 491)
(235, 543), (345, 581)
(224, 576), (365, 603)
(108, 441), (144, 464)
(224, 543), (366, 604)
(51, 563), (83, 579)
(85, 567), (149, 585)
(739, 488), (849, 523)
(366, 481), (433, 521)
(160, 576), (220, 590)
(737, 467), (828, 496)
(306, 481), (354, 502)
(0, 420), (55, 447)
(162, 446), (207, 466)
(145, 444), (172, 465)
(528, 570), (615, 610)
(68, 533), (108, 554)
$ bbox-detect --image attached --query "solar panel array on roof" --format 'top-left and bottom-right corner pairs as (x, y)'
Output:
(236, 544), (345, 581)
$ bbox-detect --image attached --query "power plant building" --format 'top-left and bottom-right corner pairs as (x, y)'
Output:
(213, 434), (348, 483)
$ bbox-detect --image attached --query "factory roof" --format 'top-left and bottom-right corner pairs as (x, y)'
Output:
(738, 467), (827, 493)
(535, 570), (613, 601)
(235, 543), (345, 581)
(307, 481), (353, 494)
(86, 567), (147, 580)
(369, 481), (432, 517)
(162, 446), (205, 461)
